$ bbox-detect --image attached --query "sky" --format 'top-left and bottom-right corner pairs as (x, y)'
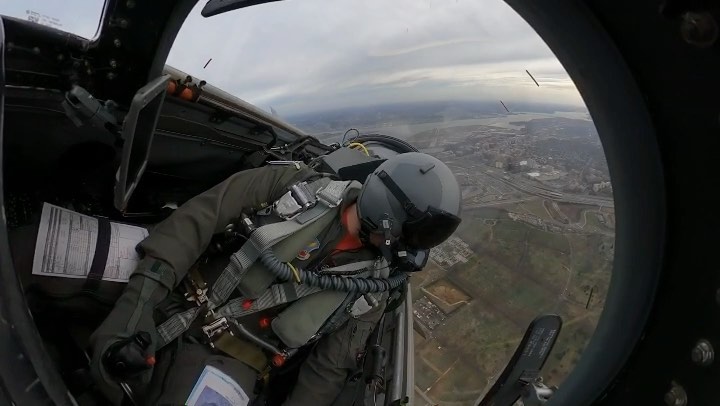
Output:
(2, 0), (586, 116)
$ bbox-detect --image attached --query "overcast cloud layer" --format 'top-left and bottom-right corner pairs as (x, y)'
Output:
(2, 0), (586, 116)
(168, 0), (585, 115)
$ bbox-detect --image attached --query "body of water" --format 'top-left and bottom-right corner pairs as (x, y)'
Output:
(357, 111), (592, 140)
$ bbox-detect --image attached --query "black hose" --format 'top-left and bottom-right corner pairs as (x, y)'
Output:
(352, 134), (419, 153)
(259, 250), (408, 293)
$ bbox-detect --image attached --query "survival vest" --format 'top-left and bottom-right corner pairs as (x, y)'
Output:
(154, 177), (389, 371)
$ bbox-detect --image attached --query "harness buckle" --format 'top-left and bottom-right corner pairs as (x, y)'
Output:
(274, 190), (305, 219)
(290, 182), (315, 210)
(316, 181), (346, 208)
(202, 317), (232, 348)
(184, 273), (209, 307)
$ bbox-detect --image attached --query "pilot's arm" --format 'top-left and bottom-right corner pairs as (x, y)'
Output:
(139, 163), (312, 278)
(89, 163), (312, 404)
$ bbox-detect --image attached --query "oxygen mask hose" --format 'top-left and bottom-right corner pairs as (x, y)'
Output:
(259, 249), (408, 293)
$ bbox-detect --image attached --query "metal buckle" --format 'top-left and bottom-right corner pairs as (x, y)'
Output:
(267, 160), (301, 170)
(184, 276), (209, 307)
(274, 181), (319, 219)
(274, 190), (304, 219)
(202, 317), (232, 348)
(316, 182), (345, 208)
(290, 182), (316, 210)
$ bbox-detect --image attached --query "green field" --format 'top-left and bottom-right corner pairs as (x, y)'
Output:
(466, 207), (509, 220)
(517, 199), (554, 221)
(527, 228), (571, 253)
(412, 201), (614, 403)
(557, 202), (586, 222)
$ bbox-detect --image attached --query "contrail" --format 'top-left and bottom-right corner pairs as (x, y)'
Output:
(500, 100), (510, 113)
(526, 69), (540, 87)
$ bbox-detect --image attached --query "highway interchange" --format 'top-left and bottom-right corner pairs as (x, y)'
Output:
(447, 160), (614, 209)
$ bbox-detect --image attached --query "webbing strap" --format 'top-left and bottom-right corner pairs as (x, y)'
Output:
(207, 180), (349, 310)
(217, 283), (321, 319)
(155, 283), (318, 350)
(155, 260), (376, 349)
(84, 217), (110, 291)
(315, 292), (359, 338)
(207, 204), (327, 309)
(155, 179), (353, 349)
(318, 259), (378, 276)
(157, 307), (202, 347)
(213, 332), (268, 372)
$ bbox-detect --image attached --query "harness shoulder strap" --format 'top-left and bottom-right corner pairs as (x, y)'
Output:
(155, 180), (356, 350)
(208, 179), (351, 308)
(155, 259), (377, 349)
(270, 259), (383, 348)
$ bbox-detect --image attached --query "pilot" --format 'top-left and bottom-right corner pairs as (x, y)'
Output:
(89, 152), (462, 405)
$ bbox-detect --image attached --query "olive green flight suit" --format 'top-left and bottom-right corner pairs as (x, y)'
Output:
(90, 163), (386, 405)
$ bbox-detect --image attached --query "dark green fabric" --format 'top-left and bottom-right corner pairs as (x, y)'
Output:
(271, 289), (350, 348)
(88, 269), (170, 404)
(279, 214), (383, 405)
(145, 343), (258, 405)
(213, 332), (268, 372)
(10, 223), (127, 315)
(238, 205), (341, 298)
(89, 164), (385, 405)
(139, 164), (313, 284)
(89, 165), (309, 403)
(283, 301), (387, 406)
(133, 259), (176, 296)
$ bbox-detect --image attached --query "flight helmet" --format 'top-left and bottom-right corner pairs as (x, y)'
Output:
(356, 152), (462, 256)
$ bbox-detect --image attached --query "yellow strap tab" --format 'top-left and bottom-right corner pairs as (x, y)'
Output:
(213, 332), (268, 372)
(287, 262), (302, 284)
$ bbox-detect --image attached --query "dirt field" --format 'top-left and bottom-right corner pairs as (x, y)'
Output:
(411, 200), (614, 405)
(556, 202), (587, 223)
(424, 278), (472, 313)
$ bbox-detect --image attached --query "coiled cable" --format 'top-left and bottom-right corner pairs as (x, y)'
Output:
(259, 250), (408, 293)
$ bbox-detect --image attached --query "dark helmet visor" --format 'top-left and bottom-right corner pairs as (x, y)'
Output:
(403, 206), (461, 249)
(375, 169), (461, 249)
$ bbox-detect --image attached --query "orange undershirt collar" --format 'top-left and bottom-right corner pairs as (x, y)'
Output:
(334, 205), (363, 252)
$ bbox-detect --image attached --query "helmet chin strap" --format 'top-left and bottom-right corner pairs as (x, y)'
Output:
(358, 214), (397, 263)
(379, 214), (396, 262)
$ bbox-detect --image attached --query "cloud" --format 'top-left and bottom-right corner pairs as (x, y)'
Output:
(3, 0), (586, 116)
(367, 38), (491, 58)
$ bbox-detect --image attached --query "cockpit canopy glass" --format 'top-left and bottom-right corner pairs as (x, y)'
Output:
(0, 0), (105, 40)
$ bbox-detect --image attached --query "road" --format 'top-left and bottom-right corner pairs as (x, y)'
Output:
(463, 196), (538, 209)
(449, 161), (615, 208)
(491, 171), (614, 207)
(555, 265), (573, 313)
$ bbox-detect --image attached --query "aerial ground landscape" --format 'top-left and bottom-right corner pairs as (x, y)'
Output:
(293, 102), (615, 406)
